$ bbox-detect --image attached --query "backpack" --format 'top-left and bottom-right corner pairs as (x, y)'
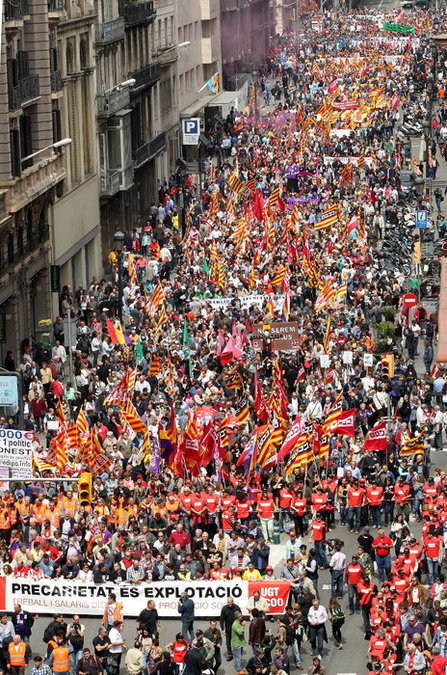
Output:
(331, 604), (345, 621)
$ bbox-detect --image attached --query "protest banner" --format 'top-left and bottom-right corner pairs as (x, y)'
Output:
(3, 578), (290, 618)
(0, 430), (34, 479)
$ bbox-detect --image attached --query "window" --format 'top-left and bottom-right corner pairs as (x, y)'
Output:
(17, 227), (24, 256)
(9, 129), (20, 178)
(19, 112), (32, 168)
(52, 106), (61, 144)
(80, 34), (89, 69)
(66, 38), (74, 75)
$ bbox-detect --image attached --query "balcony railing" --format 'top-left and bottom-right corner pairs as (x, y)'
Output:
(3, 153), (66, 214)
(4, 0), (29, 21)
(96, 16), (125, 43)
(97, 86), (130, 116)
(50, 69), (63, 93)
(48, 0), (65, 11)
(134, 132), (166, 168)
(100, 166), (134, 196)
(132, 62), (160, 91)
(9, 74), (40, 111)
(119, 0), (156, 27)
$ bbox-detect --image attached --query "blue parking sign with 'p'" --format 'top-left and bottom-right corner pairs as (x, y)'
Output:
(416, 210), (428, 228)
(182, 118), (200, 145)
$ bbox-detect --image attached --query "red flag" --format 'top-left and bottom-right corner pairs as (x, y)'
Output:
(253, 370), (269, 423)
(296, 367), (306, 384)
(276, 418), (306, 463)
(363, 421), (388, 450)
(327, 408), (356, 437)
(253, 190), (264, 222)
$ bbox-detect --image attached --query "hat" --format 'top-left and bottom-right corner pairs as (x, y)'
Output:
(289, 531), (296, 537)
(266, 566), (273, 571)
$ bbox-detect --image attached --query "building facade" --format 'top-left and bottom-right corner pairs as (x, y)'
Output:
(51, 0), (101, 316)
(0, 0), (67, 358)
(220, 0), (271, 90)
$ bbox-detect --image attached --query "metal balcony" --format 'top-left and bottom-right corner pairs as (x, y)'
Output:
(9, 74), (40, 111)
(50, 70), (63, 93)
(132, 62), (160, 91)
(119, 0), (156, 27)
(134, 132), (166, 168)
(97, 86), (130, 116)
(4, 0), (29, 21)
(96, 17), (125, 44)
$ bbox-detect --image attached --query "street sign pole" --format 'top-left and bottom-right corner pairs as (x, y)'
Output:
(67, 307), (74, 387)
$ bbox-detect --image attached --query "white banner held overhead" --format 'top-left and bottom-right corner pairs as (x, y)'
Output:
(0, 430), (34, 479)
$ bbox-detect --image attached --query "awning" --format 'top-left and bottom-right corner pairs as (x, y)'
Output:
(180, 93), (218, 118)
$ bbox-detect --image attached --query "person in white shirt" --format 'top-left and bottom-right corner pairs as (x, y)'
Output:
(307, 600), (328, 658)
(305, 396), (323, 421)
(108, 621), (126, 674)
(329, 544), (346, 598)
(433, 405), (444, 451)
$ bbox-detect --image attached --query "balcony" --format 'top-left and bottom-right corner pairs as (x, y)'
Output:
(2, 153), (66, 214)
(132, 62), (160, 91)
(119, 0), (156, 27)
(155, 46), (178, 67)
(50, 70), (63, 93)
(97, 86), (130, 116)
(100, 166), (134, 197)
(9, 75), (40, 112)
(134, 132), (166, 169)
(4, 0), (29, 22)
(96, 17), (125, 44)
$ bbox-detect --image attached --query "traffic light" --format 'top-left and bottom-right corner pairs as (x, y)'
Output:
(382, 354), (395, 379)
(78, 472), (92, 507)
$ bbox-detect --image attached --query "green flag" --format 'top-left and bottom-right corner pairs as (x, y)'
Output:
(182, 319), (193, 378)
(136, 340), (144, 362)
(382, 22), (415, 34)
(202, 257), (210, 277)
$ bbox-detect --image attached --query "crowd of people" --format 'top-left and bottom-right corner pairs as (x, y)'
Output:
(2, 3), (447, 675)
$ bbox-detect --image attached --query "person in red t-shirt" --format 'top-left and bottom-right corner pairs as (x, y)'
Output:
(372, 529), (393, 583)
(310, 513), (328, 568)
(432, 645), (447, 675)
(291, 489), (308, 537)
(365, 483), (384, 529)
(347, 481), (365, 533)
(169, 522), (191, 551)
(424, 529), (444, 585)
(346, 555), (363, 614)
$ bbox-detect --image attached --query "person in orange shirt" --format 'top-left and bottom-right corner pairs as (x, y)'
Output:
(0, 502), (11, 541)
(165, 494), (181, 523)
(61, 491), (78, 519)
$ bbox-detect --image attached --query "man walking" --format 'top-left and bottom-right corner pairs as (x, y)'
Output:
(177, 594), (195, 642)
(307, 600), (328, 659)
(219, 597), (241, 661)
(7, 635), (27, 675)
(231, 613), (246, 673)
(329, 543), (346, 598)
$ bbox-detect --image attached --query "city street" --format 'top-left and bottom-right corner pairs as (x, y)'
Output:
(25, 439), (447, 675)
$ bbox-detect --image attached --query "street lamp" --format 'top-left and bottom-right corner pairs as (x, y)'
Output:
(113, 230), (125, 323)
(21, 137), (72, 164)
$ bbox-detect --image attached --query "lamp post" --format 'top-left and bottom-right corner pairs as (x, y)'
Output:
(21, 137), (72, 164)
(113, 230), (125, 323)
